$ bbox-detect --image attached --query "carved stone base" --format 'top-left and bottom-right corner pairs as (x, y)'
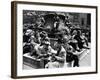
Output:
(23, 53), (44, 69)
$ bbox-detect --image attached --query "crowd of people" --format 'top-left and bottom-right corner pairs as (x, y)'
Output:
(23, 13), (90, 69)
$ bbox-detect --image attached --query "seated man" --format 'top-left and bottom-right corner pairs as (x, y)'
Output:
(66, 45), (79, 67)
(39, 31), (50, 46)
(74, 30), (84, 50)
(80, 33), (89, 48)
(23, 29), (33, 54)
(68, 33), (79, 52)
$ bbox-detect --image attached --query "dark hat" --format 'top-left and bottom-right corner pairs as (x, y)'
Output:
(40, 31), (47, 37)
(57, 38), (63, 44)
(67, 45), (73, 52)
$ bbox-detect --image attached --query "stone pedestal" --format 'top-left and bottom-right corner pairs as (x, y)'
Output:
(23, 53), (44, 69)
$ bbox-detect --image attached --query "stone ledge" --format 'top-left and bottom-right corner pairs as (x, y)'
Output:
(23, 53), (44, 69)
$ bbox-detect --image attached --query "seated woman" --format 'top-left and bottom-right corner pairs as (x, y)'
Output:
(33, 41), (57, 68)
(53, 39), (67, 68)
(45, 40), (66, 68)
(45, 56), (60, 68)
